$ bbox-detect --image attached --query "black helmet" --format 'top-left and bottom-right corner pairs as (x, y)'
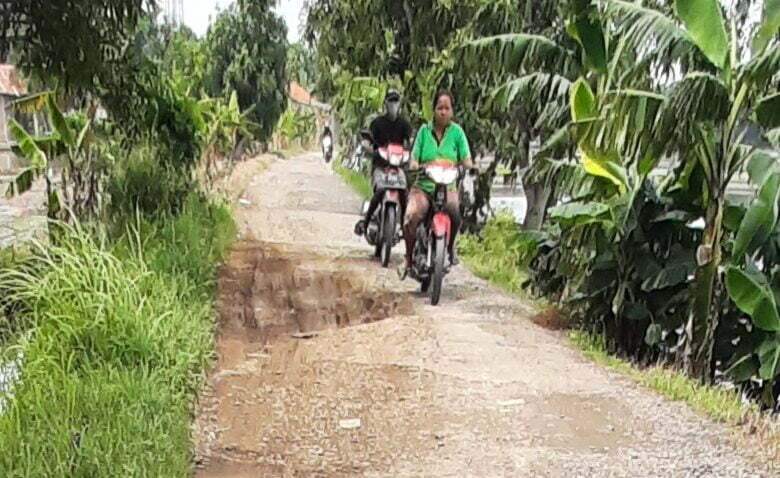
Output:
(385, 88), (401, 102)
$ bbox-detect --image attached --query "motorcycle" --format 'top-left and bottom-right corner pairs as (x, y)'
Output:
(321, 134), (333, 163)
(410, 162), (473, 305)
(359, 131), (410, 268)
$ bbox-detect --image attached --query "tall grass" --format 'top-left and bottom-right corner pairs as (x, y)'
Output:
(458, 213), (537, 296)
(0, 194), (235, 476)
(334, 163), (372, 200)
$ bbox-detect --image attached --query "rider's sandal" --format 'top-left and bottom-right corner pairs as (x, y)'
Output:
(398, 264), (409, 280)
(449, 250), (460, 267)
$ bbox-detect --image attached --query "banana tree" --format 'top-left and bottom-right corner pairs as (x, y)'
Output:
(198, 89), (257, 191)
(6, 94), (105, 228)
(459, 0), (623, 230)
(587, 0), (780, 377)
(724, 172), (780, 406)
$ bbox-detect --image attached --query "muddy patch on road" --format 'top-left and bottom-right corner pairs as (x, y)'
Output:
(217, 241), (412, 352)
(194, 240), (422, 474)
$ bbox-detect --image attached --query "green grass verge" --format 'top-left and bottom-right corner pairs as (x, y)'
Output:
(0, 193), (235, 477)
(335, 164), (372, 200)
(458, 213), (535, 298)
(460, 215), (758, 428)
(569, 331), (756, 423)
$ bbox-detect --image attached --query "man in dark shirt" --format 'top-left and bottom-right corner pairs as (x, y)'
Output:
(354, 88), (413, 235)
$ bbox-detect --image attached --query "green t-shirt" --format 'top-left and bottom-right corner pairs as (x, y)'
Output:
(411, 122), (471, 194)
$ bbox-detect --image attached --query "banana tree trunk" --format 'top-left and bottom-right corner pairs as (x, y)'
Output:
(516, 133), (550, 230)
(522, 180), (550, 230)
(685, 193), (724, 379)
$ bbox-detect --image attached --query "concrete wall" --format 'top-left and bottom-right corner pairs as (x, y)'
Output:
(0, 95), (23, 177)
(0, 95), (7, 143)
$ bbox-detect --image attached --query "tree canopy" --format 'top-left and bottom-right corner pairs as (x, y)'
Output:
(0, 0), (154, 90)
(204, 1), (289, 142)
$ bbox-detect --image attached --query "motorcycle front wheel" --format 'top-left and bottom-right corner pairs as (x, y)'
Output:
(381, 206), (395, 268)
(431, 236), (446, 306)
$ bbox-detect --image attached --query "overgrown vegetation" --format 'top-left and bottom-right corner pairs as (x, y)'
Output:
(0, 1), (289, 475)
(396, 0), (779, 412)
(569, 331), (758, 424)
(0, 196), (235, 476)
(335, 163), (372, 200)
(459, 213), (535, 296)
(458, 218), (759, 427)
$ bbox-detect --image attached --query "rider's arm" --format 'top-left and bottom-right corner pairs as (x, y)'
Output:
(457, 125), (475, 170)
(364, 118), (381, 157)
(402, 118), (413, 151)
(409, 124), (424, 170)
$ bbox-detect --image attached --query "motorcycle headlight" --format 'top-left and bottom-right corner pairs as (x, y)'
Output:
(426, 166), (458, 184)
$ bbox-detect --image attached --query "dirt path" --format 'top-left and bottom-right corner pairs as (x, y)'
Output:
(194, 152), (772, 477)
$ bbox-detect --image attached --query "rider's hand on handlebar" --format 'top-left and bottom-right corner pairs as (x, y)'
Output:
(409, 160), (420, 171)
(459, 165), (479, 176)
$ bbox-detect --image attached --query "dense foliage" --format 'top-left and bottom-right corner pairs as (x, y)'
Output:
(304, 0), (534, 225)
(0, 2), (290, 474)
(204, 1), (289, 142)
(477, 0), (778, 407)
(307, 0), (780, 409)
(0, 0), (152, 90)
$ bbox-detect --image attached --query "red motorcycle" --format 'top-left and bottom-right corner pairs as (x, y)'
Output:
(410, 161), (461, 305)
(361, 136), (410, 267)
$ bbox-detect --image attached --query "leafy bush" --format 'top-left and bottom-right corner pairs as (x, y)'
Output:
(107, 140), (192, 216)
(459, 213), (544, 295)
(204, 1), (288, 142)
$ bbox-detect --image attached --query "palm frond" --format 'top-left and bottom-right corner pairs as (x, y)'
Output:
(489, 73), (572, 129)
(574, 89), (666, 168)
(526, 156), (594, 199)
(461, 33), (579, 76)
(606, 0), (701, 71)
(657, 72), (731, 154)
(535, 125), (573, 160)
(739, 45), (780, 93)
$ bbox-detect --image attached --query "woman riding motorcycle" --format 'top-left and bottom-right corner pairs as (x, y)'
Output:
(400, 89), (475, 279)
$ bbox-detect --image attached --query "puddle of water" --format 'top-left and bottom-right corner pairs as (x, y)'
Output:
(0, 351), (23, 415)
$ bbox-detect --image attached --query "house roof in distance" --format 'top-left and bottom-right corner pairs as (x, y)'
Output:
(0, 64), (26, 97)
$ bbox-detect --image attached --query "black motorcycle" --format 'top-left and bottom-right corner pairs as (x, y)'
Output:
(359, 131), (410, 267)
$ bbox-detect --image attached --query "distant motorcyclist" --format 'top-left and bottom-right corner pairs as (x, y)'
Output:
(354, 88), (413, 235)
(321, 122), (333, 162)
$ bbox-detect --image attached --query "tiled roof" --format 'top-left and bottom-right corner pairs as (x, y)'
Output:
(289, 81), (312, 104)
(0, 64), (26, 96)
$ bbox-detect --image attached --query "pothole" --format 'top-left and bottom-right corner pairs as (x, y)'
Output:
(218, 242), (413, 345)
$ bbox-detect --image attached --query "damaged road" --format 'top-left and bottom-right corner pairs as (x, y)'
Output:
(194, 152), (772, 477)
